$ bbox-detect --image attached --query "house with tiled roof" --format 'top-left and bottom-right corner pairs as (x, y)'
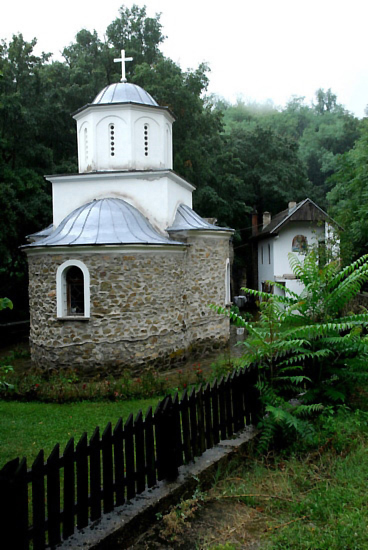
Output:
(250, 199), (340, 297)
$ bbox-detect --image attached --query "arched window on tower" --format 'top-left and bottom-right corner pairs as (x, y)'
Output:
(57, 260), (90, 318)
(165, 126), (170, 166)
(84, 127), (88, 164)
(109, 123), (115, 157)
(144, 123), (149, 156)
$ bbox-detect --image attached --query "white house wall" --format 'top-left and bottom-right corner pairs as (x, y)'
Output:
(273, 222), (324, 278)
(258, 222), (326, 295)
(258, 237), (274, 291)
(51, 173), (193, 232)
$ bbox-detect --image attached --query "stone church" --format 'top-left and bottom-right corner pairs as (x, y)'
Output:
(23, 53), (233, 374)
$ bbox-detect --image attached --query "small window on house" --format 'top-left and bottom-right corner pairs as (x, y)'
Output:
(109, 124), (115, 156)
(56, 260), (90, 319)
(66, 266), (84, 315)
(292, 235), (308, 253)
(268, 243), (271, 264)
(144, 124), (149, 156)
(261, 246), (264, 264)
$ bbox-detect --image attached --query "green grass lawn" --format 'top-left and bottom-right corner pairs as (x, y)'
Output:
(0, 397), (162, 467)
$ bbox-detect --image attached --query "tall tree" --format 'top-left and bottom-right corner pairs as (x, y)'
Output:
(328, 120), (368, 262)
(298, 90), (360, 206)
(106, 4), (165, 72)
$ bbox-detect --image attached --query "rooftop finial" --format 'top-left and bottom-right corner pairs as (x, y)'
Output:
(114, 49), (133, 83)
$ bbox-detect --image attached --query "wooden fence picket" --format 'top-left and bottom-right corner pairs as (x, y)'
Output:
(218, 376), (227, 439)
(154, 399), (164, 481)
(135, 411), (146, 494)
(232, 370), (243, 432)
(224, 374), (233, 437)
(144, 407), (156, 488)
(90, 427), (102, 521)
(196, 385), (206, 454)
(172, 392), (183, 467)
(189, 387), (199, 457)
(237, 369), (246, 431)
(62, 438), (75, 539)
(203, 383), (213, 450)
(76, 433), (89, 529)
(113, 417), (125, 506)
(180, 389), (192, 463)
(243, 367), (252, 425)
(102, 423), (114, 514)
(47, 444), (61, 547)
(15, 458), (29, 550)
(211, 380), (220, 445)
(31, 450), (45, 550)
(124, 414), (135, 500)
(159, 396), (179, 481)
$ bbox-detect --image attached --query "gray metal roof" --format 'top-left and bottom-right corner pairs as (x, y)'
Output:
(24, 198), (185, 248)
(26, 224), (53, 242)
(167, 204), (233, 233)
(93, 83), (158, 107)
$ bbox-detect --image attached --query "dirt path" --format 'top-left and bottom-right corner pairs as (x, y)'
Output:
(128, 498), (266, 549)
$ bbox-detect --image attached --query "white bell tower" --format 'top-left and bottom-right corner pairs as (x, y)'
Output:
(72, 56), (174, 174)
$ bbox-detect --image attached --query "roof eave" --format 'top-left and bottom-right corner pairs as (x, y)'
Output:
(72, 101), (176, 120)
(22, 241), (188, 252)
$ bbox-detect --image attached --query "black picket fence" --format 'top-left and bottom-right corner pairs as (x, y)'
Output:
(0, 366), (261, 549)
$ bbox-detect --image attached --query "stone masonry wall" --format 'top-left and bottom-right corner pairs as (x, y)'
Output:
(183, 234), (230, 351)
(28, 251), (186, 375)
(27, 237), (230, 375)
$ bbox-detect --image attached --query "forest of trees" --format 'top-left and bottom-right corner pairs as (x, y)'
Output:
(0, 4), (366, 320)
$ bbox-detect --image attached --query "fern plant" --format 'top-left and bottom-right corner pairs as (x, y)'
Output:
(213, 251), (368, 451)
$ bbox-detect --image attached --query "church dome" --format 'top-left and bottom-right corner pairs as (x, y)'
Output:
(92, 82), (159, 107)
(25, 198), (184, 247)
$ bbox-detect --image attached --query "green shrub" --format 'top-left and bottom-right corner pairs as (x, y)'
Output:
(214, 251), (368, 451)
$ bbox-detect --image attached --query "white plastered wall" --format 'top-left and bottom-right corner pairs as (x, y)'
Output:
(258, 237), (274, 291)
(50, 173), (193, 233)
(95, 114), (129, 170)
(273, 222), (325, 296)
(75, 104), (174, 173)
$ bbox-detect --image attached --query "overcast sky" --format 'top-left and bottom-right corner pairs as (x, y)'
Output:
(2, 0), (367, 117)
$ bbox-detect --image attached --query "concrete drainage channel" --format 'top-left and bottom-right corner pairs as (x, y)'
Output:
(59, 426), (258, 549)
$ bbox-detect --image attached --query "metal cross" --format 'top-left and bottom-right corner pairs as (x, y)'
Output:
(114, 49), (133, 83)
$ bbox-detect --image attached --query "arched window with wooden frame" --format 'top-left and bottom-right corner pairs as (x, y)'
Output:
(57, 260), (90, 319)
